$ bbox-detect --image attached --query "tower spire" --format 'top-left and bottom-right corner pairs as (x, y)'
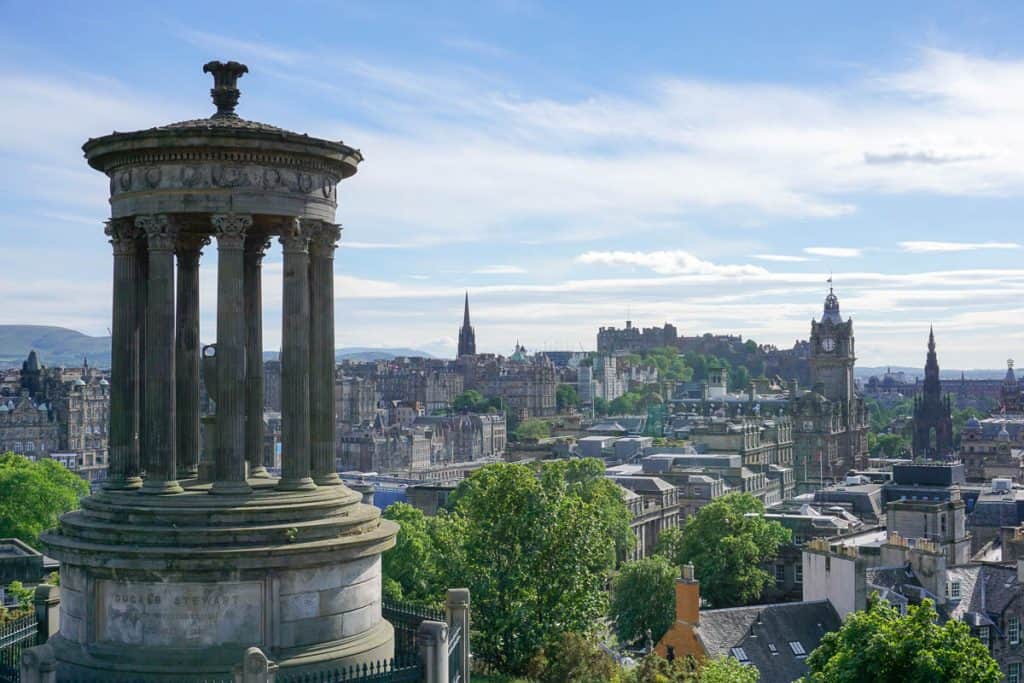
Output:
(457, 292), (476, 357)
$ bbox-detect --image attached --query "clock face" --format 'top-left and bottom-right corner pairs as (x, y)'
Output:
(822, 337), (836, 352)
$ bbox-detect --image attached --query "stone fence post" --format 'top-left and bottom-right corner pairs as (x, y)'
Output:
(20, 643), (56, 683)
(446, 588), (470, 681)
(417, 620), (449, 683)
(33, 584), (60, 642)
(234, 646), (277, 683)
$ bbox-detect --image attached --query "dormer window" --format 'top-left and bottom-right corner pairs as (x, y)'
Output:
(731, 647), (749, 663)
(789, 641), (807, 657)
(947, 581), (961, 600)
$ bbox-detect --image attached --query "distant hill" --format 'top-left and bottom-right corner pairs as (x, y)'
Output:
(856, 366), (1006, 381)
(0, 325), (434, 369)
(264, 347), (435, 362)
(0, 325), (112, 368)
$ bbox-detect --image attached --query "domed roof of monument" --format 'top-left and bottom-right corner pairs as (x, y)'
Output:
(82, 60), (361, 177)
(965, 416), (981, 430)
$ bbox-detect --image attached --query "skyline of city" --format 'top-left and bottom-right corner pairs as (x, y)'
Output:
(5, 3), (1024, 367)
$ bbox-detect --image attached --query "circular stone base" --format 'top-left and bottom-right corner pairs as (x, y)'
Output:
(41, 477), (397, 680)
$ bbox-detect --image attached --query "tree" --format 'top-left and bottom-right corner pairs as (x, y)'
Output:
(661, 493), (790, 608)
(514, 418), (551, 441)
(556, 384), (579, 412)
(0, 452), (89, 548)
(611, 556), (677, 645)
(380, 503), (446, 605)
(593, 397), (610, 416)
(698, 656), (758, 683)
(804, 597), (1001, 683)
(871, 433), (910, 457)
(527, 631), (621, 683)
(6, 581), (32, 610)
(444, 460), (627, 674)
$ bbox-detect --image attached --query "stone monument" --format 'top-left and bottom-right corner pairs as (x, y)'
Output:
(40, 61), (398, 680)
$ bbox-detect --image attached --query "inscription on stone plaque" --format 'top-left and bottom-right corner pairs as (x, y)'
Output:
(97, 580), (263, 648)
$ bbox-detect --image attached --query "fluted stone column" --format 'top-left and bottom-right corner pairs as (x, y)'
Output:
(136, 240), (148, 476)
(245, 235), (272, 478)
(137, 214), (182, 494)
(211, 214), (253, 495)
(175, 233), (208, 480)
(309, 222), (342, 486)
(103, 219), (143, 490)
(278, 219), (316, 491)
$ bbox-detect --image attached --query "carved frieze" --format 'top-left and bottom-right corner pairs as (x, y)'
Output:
(108, 162), (340, 203)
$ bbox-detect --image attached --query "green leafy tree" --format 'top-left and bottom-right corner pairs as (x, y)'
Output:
(698, 656), (758, 683)
(623, 653), (698, 683)
(871, 433), (910, 457)
(514, 418), (551, 441)
(593, 397), (610, 416)
(6, 581), (32, 610)
(730, 365), (750, 392)
(661, 493), (790, 607)
(527, 631), (621, 683)
(380, 503), (445, 604)
(611, 556), (677, 645)
(804, 597), (1001, 683)
(0, 452), (89, 547)
(444, 460), (627, 674)
(556, 384), (579, 412)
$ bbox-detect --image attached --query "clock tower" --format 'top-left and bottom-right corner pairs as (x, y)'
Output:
(809, 283), (855, 404)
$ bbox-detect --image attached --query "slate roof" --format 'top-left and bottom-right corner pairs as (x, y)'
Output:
(611, 475), (675, 494)
(698, 600), (841, 683)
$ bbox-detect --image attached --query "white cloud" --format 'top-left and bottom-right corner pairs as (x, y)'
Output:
(574, 250), (768, 276)
(752, 254), (812, 262)
(472, 265), (527, 275)
(804, 247), (862, 258)
(898, 240), (1020, 253)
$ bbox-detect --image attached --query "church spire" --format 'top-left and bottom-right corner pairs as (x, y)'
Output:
(457, 292), (477, 358)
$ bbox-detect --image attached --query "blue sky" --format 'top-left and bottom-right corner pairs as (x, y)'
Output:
(3, 1), (1024, 368)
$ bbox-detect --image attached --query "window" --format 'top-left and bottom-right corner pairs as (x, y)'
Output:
(948, 581), (962, 599)
(1010, 663), (1021, 683)
(767, 643), (778, 656)
(979, 626), (990, 649)
(730, 648), (749, 663)
(1011, 616), (1021, 646)
(795, 565), (803, 583)
(775, 565), (785, 584)
(789, 641), (806, 657)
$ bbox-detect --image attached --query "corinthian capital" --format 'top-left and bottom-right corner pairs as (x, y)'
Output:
(278, 217), (310, 253)
(105, 219), (141, 255)
(212, 214), (253, 249)
(244, 234), (273, 263)
(176, 233), (211, 256)
(135, 214), (178, 251)
(308, 221), (343, 257)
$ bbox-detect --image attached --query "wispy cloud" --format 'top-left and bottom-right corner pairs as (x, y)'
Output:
(804, 247), (862, 258)
(472, 265), (527, 275)
(899, 240), (1020, 253)
(752, 254), (812, 263)
(575, 250), (768, 276)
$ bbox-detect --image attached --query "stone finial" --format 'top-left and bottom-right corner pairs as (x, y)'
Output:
(203, 60), (249, 118)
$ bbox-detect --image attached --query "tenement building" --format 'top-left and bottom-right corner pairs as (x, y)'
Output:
(0, 351), (110, 481)
(39, 61), (397, 679)
(911, 328), (954, 458)
(790, 285), (869, 492)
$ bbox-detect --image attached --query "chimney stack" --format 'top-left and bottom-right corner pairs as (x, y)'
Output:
(675, 563), (700, 626)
